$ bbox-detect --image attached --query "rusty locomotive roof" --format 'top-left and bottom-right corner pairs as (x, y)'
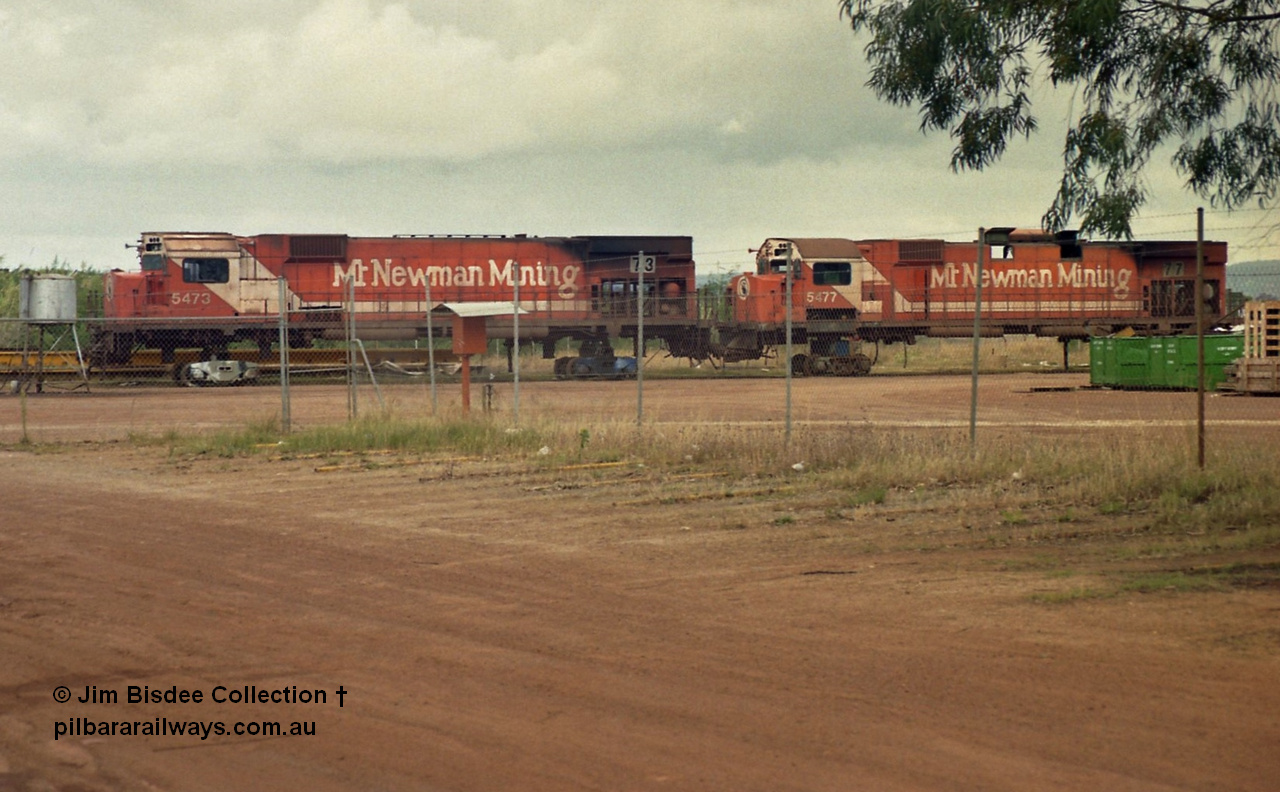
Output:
(765, 238), (867, 259)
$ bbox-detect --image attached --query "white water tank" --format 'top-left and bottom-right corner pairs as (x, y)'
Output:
(19, 273), (78, 323)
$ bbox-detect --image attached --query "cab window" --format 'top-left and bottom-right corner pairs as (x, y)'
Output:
(766, 258), (805, 280)
(182, 258), (230, 284)
(812, 262), (851, 286)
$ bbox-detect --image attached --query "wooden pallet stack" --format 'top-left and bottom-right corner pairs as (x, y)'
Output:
(1222, 301), (1280, 393)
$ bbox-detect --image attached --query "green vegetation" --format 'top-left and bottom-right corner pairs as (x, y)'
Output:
(840, 1), (1280, 237)
(171, 415), (548, 459)
(1030, 587), (1110, 604)
(843, 486), (888, 507)
(1032, 562), (1280, 604)
(0, 262), (103, 350)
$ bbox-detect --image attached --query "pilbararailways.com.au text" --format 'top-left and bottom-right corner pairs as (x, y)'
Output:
(51, 684), (348, 741)
(56, 716), (319, 741)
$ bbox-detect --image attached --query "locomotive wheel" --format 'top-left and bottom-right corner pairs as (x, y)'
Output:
(790, 353), (812, 377)
(852, 353), (872, 376)
(831, 356), (856, 377)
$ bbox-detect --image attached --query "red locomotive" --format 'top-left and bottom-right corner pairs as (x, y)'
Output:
(98, 232), (699, 364)
(726, 230), (1227, 375)
(94, 228), (1229, 378)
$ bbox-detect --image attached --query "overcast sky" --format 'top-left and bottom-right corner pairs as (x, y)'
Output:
(2, 0), (1276, 274)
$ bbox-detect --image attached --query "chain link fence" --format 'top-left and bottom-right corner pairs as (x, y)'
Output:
(2, 264), (1278, 467)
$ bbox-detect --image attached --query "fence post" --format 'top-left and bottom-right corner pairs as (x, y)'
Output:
(346, 275), (357, 420)
(969, 227), (987, 456)
(1196, 207), (1206, 469)
(637, 250), (645, 426)
(785, 245), (794, 446)
(278, 276), (291, 434)
(514, 257), (521, 424)
(425, 280), (437, 415)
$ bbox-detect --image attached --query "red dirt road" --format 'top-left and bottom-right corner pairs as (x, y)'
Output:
(3, 373), (1278, 442)
(1, 377), (1278, 790)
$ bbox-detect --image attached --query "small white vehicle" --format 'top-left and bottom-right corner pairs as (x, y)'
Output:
(181, 359), (260, 386)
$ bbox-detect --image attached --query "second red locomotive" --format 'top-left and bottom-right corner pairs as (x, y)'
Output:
(727, 230), (1227, 375)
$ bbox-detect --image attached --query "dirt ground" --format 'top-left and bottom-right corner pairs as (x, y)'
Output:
(3, 371), (1278, 442)
(2, 375), (1278, 791)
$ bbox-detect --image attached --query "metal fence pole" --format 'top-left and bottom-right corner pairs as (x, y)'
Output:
(785, 245), (794, 446)
(969, 228), (987, 456)
(637, 250), (645, 426)
(1196, 207), (1206, 469)
(278, 276), (291, 434)
(425, 280), (437, 415)
(514, 257), (521, 424)
(346, 275), (357, 420)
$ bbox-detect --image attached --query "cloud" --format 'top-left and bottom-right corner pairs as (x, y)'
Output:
(5, 0), (1267, 274)
(0, 0), (910, 166)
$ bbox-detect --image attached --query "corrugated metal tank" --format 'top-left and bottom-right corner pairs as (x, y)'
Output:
(18, 273), (78, 323)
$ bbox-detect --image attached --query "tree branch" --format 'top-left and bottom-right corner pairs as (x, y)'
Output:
(1136, 0), (1280, 24)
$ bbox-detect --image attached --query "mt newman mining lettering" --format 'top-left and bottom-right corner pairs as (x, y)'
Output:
(930, 261), (1135, 299)
(332, 258), (582, 298)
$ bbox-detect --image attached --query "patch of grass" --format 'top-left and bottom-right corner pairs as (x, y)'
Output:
(1031, 563), (1277, 604)
(1119, 571), (1227, 595)
(843, 486), (887, 507)
(193, 417), (283, 456)
(1000, 509), (1029, 525)
(1181, 561), (1280, 590)
(993, 554), (1064, 572)
(1031, 586), (1111, 604)
(125, 427), (184, 448)
(177, 415), (547, 459)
